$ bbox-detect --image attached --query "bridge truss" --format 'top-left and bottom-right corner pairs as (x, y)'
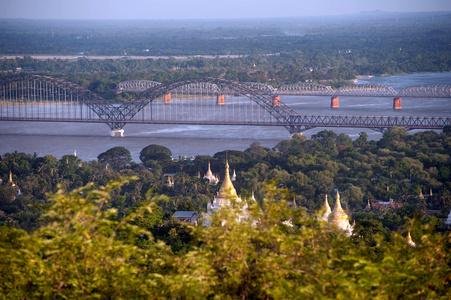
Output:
(1, 75), (450, 135)
(117, 80), (451, 98)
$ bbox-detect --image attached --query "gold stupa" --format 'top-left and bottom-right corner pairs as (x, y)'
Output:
(217, 160), (238, 200)
(330, 191), (352, 232)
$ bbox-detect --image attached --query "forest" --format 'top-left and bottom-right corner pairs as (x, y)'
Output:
(1, 127), (451, 297)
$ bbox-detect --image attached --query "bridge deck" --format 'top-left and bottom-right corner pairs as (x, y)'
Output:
(2, 115), (449, 131)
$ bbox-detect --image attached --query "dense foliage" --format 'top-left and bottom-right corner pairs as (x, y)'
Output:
(1, 177), (450, 298)
(1, 127), (451, 233)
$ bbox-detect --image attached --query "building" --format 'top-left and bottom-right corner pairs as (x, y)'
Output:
(204, 160), (249, 226)
(406, 231), (416, 247)
(322, 194), (332, 221)
(231, 169), (236, 181)
(323, 191), (353, 236)
(445, 209), (451, 225)
(172, 211), (199, 225)
(203, 162), (219, 185)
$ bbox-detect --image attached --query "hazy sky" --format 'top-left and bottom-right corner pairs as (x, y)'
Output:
(1, 0), (450, 19)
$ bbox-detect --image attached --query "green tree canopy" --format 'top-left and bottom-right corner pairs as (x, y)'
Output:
(97, 146), (132, 171)
(245, 141), (268, 160)
(139, 144), (172, 163)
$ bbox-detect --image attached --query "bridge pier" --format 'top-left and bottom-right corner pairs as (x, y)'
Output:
(164, 93), (171, 104)
(110, 129), (124, 137)
(331, 96), (339, 109)
(393, 97), (402, 110)
(217, 94), (225, 106)
(272, 95), (280, 107)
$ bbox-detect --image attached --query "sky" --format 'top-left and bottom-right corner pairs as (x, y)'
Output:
(1, 0), (450, 20)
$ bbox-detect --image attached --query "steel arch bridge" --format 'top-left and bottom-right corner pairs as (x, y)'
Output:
(1, 75), (450, 135)
(115, 80), (162, 93)
(116, 80), (451, 98)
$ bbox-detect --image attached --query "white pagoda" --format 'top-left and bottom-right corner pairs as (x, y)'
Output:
(203, 162), (219, 185)
(323, 191), (353, 236)
(204, 160), (248, 226)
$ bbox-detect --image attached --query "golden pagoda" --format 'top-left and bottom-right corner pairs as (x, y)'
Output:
(167, 175), (174, 187)
(203, 161), (219, 185)
(330, 191), (353, 235)
(365, 199), (371, 210)
(406, 230), (415, 247)
(322, 194), (331, 220)
(205, 160), (247, 226)
(291, 197), (297, 209)
(419, 190), (424, 199)
(217, 160), (238, 200)
(9, 170), (15, 187)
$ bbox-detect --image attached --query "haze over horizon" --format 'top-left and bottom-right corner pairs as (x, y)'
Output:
(1, 0), (451, 20)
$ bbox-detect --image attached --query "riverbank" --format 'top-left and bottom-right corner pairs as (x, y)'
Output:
(0, 54), (250, 61)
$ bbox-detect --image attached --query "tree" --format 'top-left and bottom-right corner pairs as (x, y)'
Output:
(213, 150), (251, 165)
(342, 184), (365, 209)
(1, 180), (451, 298)
(97, 147), (132, 171)
(139, 144), (172, 163)
(0, 178), (169, 298)
(312, 130), (338, 155)
(352, 219), (389, 247)
(336, 133), (353, 147)
(354, 132), (368, 147)
(245, 141), (268, 160)
(127, 200), (164, 231)
(380, 127), (408, 145)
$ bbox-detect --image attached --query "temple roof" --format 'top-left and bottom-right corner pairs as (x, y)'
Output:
(324, 194), (331, 214)
(217, 160), (238, 199)
(205, 161), (213, 177)
(331, 191), (349, 223)
(406, 230), (415, 247)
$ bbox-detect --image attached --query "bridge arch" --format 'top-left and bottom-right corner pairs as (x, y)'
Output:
(117, 77), (301, 133)
(243, 82), (276, 95)
(397, 84), (451, 98)
(115, 80), (162, 93)
(334, 83), (397, 97)
(0, 75), (108, 103)
(277, 83), (334, 96)
(0, 75), (118, 124)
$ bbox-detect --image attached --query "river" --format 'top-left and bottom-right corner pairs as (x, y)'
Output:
(0, 72), (450, 162)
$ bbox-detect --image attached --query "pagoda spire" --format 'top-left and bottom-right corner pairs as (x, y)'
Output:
(406, 230), (415, 247)
(330, 190), (352, 233)
(218, 158), (238, 199)
(206, 161), (213, 177)
(9, 170), (15, 187)
(292, 197), (297, 209)
(334, 190), (344, 213)
(322, 194), (331, 221)
(324, 194), (331, 214)
(204, 161), (218, 185)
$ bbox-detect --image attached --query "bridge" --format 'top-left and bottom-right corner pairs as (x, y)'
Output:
(1, 75), (450, 136)
(117, 79), (451, 110)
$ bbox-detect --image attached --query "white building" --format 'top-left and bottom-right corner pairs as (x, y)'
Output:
(204, 160), (248, 226)
(323, 191), (353, 236)
(203, 162), (219, 185)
